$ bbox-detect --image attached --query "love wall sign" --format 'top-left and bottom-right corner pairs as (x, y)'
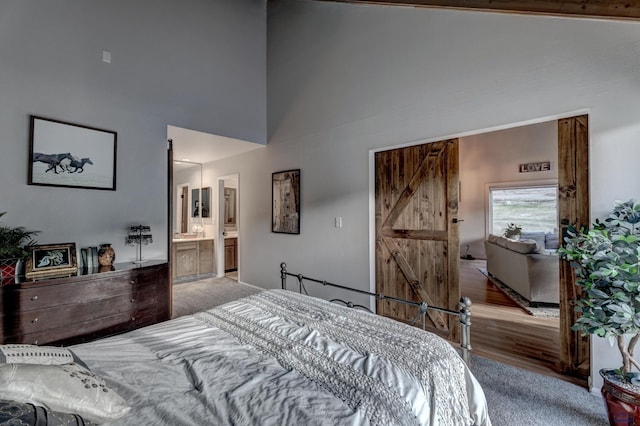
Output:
(518, 161), (551, 173)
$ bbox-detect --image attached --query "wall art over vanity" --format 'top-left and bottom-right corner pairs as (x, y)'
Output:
(28, 115), (117, 191)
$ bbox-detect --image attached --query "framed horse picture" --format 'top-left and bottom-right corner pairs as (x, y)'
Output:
(28, 115), (117, 190)
(25, 243), (78, 279)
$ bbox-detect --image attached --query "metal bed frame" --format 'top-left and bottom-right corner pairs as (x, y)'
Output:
(280, 262), (473, 365)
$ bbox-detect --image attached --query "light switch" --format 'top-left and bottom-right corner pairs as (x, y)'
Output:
(102, 50), (111, 63)
(335, 217), (342, 228)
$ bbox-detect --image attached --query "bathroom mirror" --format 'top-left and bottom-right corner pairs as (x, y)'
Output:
(224, 187), (236, 226)
(192, 187), (211, 218)
(173, 160), (202, 234)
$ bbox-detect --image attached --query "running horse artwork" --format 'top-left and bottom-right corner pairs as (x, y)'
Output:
(60, 156), (94, 173)
(32, 152), (74, 174)
(28, 115), (117, 190)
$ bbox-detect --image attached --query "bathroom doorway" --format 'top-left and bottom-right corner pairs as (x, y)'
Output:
(218, 174), (239, 281)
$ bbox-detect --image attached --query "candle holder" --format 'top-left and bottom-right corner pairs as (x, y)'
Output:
(125, 225), (153, 264)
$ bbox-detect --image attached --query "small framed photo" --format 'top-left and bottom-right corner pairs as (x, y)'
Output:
(25, 243), (78, 279)
(272, 169), (301, 234)
(28, 115), (117, 191)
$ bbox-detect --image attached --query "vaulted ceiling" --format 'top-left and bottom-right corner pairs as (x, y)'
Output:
(319, 1), (640, 21)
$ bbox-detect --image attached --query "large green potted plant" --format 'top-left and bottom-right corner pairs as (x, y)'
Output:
(0, 212), (39, 278)
(559, 200), (640, 425)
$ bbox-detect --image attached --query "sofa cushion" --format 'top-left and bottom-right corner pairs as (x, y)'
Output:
(505, 239), (539, 254)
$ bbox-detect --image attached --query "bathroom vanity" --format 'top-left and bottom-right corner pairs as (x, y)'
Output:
(172, 237), (214, 280)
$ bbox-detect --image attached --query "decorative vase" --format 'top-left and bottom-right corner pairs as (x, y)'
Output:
(601, 369), (640, 425)
(97, 244), (116, 267)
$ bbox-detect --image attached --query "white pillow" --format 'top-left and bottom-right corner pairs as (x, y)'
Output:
(0, 362), (130, 424)
(0, 344), (87, 367)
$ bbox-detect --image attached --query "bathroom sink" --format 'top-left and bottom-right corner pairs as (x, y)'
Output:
(174, 233), (199, 239)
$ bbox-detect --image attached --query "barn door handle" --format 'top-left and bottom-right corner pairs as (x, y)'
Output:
(452, 218), (464, 223)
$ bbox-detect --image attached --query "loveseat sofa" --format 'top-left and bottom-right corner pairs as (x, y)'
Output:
(484, 234), (559, 305)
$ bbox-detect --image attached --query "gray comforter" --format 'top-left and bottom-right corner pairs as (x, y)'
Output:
(72, 289), (490, 425)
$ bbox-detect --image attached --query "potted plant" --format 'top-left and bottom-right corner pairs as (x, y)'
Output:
(503, 223), (522, 240)
(559, 199), (640, 424)
(0, 212), (39, 279)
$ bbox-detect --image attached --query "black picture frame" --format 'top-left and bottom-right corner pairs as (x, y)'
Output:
(25, 242), (78, 278)
(28, 115), (117, 190)
(272, 169), (301, 234)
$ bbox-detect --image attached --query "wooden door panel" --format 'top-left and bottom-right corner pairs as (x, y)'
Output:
(375, 140), (459, 340)
(558, 115), (590, 380)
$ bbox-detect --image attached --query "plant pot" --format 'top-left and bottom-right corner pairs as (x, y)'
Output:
(601, 369), (640, 425)
(0, 258), (22, 285)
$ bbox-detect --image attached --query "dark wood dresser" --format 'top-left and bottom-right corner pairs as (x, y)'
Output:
(0, 260), (170, 346)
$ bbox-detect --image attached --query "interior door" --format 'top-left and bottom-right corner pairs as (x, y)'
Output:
(375, 139), (460, 341)
(558, 115), (590, 380)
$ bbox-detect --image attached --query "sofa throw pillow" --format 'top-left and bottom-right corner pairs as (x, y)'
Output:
(0, 363), (130, 424)
(0, 344), (88, 368)
(545, 232), (559, 250)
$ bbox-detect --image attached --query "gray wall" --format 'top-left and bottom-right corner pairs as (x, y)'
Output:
(0, 0), (266, 261)
(218, 0), (638, 390)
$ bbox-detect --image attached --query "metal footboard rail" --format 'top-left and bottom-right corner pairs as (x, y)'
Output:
(280, 262), (472, 365)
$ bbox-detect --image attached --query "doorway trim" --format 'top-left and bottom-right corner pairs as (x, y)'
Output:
(368, 108), (590, 375)
(217, 173), (240, 279)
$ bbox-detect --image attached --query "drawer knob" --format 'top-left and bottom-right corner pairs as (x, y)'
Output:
(31, 295), (38, 301)
(32, 318), (39, 323)
(130, 298), (136, 303)
(130, 316), (136, 321)
(130, 280), (136, 285)
(33, 340), (38, 345)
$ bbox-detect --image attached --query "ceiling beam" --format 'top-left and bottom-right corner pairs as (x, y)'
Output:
(318, 1), (640, 21)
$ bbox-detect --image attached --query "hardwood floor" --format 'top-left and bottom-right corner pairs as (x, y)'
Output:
(459, 258), (584, 386)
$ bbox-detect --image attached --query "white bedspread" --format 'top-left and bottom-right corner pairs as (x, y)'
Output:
(71, 289), (490, 426)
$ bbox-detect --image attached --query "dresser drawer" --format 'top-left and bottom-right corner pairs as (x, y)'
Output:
(2, 294), (134, 336)
(5, 275), (134, 311)
(2, 305), (162, 345)
(132, 263), (168, 287)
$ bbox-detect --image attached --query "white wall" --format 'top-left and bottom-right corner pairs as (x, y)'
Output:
(459, 121), (558, 259)
(231, 0), (636, 391)
(0, 0), (266, 262)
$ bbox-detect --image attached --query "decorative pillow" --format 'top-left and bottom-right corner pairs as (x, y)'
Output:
(0, 363), (130, 424)
(0, 344), (88, 368)
(0, 399), (95, 425)
(545, 232), (559, 250)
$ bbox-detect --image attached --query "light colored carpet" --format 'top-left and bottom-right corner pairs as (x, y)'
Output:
(172, 276), (262, 319)
(470, 354), (607, 425)
(477, 267), (560, 318)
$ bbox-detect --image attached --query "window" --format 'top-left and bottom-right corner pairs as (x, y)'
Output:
(489, 184), (558, 236)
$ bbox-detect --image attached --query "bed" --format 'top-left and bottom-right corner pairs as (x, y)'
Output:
(0, 268), (491, 426)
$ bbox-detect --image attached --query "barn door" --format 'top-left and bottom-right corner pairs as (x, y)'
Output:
(375, 140), (460, 341)
(558, 115), (590, 381)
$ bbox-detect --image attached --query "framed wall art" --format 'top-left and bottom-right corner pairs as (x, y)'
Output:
(28, 115), (117, 190)
(272, 169), (300, 234)
(25, 242), (78, 278)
